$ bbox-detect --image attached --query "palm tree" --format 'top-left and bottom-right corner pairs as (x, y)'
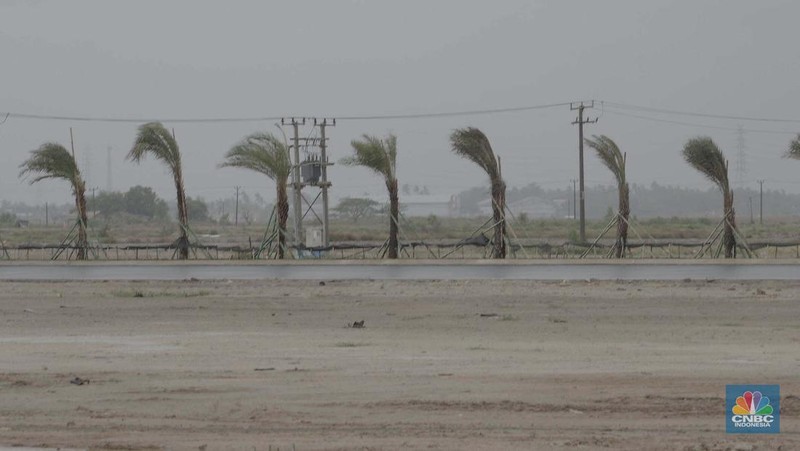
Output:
(19, 143), (89, 260)
(342, 134), (399, 258)
(221, 132), (291, 258)
(128, 122), (190, 259)
(450, 127), (506, 258)
(682, 137), (737, 258)
(585, 135), (629, 258)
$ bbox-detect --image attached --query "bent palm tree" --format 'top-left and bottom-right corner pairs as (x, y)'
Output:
(342, 134), (399, 258)
(682, 137), (737, 258)
(19, 143), (89, 260)
(128, 122), (190, 259)
(221, 132), (291, 258)
(450, 127), (506, 258)
(585, 135), (629, 258)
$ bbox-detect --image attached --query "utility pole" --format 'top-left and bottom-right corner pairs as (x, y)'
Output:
(749, 196), (754, 224)
(758, 180), (764, 225)
(234, 186), (240, 226)
(279, 117), (335, 250)
(45, 202), (49, 227)
(283, 118), (306, 246)
(571, 101), (597, 241)
(315, 118), (335, 247)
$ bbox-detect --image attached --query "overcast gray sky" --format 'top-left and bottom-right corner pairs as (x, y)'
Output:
(1, 0), (799, 206)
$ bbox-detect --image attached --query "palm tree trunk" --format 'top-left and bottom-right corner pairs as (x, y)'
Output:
(616, 183), (630, 258)
(174, 166), (189, 260)
(723, 190), (736, 258)
(387, 178), (399, 259)
(491, 179), (507, 259)
(74, 183), (88, 260)
(276, 181), (289, 259)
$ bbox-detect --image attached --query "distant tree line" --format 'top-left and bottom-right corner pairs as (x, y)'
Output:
(90, 186), (168, 220)
(89, 186), (209, 223)
(457, 182), (800, 219)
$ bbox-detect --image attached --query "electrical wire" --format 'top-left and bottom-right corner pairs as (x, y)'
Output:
(0, 101), (573, 124)
(601, 101), (800, 124)
(602, 107), (798, 136)
(2, 99), (799, 139)
(1, 112), (284, 124)
(335, 101), (573, 121)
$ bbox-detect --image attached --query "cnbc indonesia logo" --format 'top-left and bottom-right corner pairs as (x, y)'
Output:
(727, 385), (780, 434)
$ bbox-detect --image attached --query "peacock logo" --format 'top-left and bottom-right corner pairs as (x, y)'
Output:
(726, 385), (780, 434)
(732, 391), (773, 416)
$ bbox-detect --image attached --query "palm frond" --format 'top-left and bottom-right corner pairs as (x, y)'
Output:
(342, 134), (396, 181)
(786, 134), (800, 160)
(19, 142), (82, 186)
(128, 122), (181, 169)
(449, 127), (500, 180)
(682, 137), (729, 192)
(221, 132), (291, 183)
(585, 135), (625, 185)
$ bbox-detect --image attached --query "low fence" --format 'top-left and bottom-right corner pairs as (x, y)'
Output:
(3, 239), (800, 260)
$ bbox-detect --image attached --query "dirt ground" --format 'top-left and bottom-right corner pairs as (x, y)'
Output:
(0, 278), (797, 450)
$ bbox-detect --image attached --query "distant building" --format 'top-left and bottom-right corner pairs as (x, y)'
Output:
(478, 195), (557, 218)
(401, 194), (457, 217)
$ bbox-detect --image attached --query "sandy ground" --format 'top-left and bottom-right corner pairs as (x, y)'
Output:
(0, 278), (797, 450)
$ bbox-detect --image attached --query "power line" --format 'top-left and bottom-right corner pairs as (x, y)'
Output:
(2, 112), (284, 124)
(602, 101), (800, 124)
(3, 99), (800, 128)
(602, 107), (798, 135)
(336, 101), (573, 120)
(0, 101), (574, 124)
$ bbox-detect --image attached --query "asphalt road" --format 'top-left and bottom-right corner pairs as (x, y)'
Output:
(1, 261), (800, 280)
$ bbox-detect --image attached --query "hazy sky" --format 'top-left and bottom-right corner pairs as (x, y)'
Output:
(1, 0), (799, 207)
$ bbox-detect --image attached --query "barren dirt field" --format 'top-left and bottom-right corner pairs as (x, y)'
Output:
(0, 278), (797, 450)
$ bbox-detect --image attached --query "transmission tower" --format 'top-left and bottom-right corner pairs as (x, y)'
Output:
(281, 117), (335, 250)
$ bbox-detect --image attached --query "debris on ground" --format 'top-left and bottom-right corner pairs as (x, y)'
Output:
(349, 320), (365, 328)
(70, 377), (89, 386)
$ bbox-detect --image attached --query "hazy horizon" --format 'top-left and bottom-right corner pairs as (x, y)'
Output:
(2, 0), (799, 208)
